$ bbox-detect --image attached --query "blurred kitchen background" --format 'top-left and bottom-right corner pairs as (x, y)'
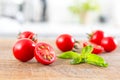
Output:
(0, 0), (120, 40)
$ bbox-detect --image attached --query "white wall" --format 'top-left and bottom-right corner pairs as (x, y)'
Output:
(47, 0), (75, 24)
(0, 0), (120, 26)
(112, 0), (120, 26)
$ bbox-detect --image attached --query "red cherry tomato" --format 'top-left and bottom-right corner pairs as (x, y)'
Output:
(100, 37), (117, 52)
(13, 38), (35, 62)
(18, 31), (37, 43)
(83, 42), (104, 54)
(56, 34), (75, 52)
(34, 42), (56, 65)
(89, 30), (104, 45)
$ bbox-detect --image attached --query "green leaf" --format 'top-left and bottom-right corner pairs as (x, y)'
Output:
(81, 45), (93, 60)
(70, 46), (94, 65)
(58, 45), (108, 68)
(81, 45), (93, 54)
(69, 6), (81, 14)
(70, 55), (85, 65)
(69, 0), (99, 15)
(58, 51), (79, 59)
(86, 54), (108, 67)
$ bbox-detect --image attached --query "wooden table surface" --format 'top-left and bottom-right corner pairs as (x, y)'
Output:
(0, 38), (120, 80)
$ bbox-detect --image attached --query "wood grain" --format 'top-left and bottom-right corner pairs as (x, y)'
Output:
(0, 38), (120, 80)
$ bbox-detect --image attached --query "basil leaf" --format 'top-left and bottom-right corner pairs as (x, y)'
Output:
(81, 45), (93, 55)
(58, 45), (108, 67)
(58, 51), (79, 59)
(70, 55), (85, 64)
(70, 46), (94, 65)
(80, 45), (93, 60)
(86, 54), (108, 67)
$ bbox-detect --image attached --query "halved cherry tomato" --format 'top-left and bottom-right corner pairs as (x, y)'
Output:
(83, 42), (104, 54)
(13, 38), (35, 62)
(100, 37), (117, 52)
(18, 31), (37, 43)
(56, 34), (75, 52)
(89, 30), (104, 45)
(34, 42), (56, 65)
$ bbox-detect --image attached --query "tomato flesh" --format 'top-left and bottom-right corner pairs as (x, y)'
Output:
(83, 42), (104, 54)
(34, 42), (56, 65)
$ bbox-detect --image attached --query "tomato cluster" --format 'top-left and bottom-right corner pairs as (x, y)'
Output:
(13, 31), (56, 65)
(85, 30), (117, 54)
(13, 30), (118, 65)
(55, 30), (117, 54)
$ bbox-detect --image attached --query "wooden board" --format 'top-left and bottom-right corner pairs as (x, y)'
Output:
(0, 38), (120, 80)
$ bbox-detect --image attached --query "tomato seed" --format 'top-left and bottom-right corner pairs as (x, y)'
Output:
(49, 55), (53, 59)
(45, 55), (51, 61)
(43, 55), (47, 59)
(38, 47), (41, 50)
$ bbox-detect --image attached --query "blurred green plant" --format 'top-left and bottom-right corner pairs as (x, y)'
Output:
(69, 0), (100, 23)
(69, 0), (99, 14)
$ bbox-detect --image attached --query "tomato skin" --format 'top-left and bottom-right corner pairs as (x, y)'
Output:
(18, 31), (37, 43)
(83, 42), (104, 54)
(13, 38), (35, 62)
(100, 37), (117, 52)
(34, 42), (56, 65)
(89, 30), (104, 45)
(56, 34), (75, 52)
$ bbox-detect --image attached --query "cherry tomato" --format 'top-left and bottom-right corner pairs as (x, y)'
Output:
(83, 42), (104, 54)
(13, 38), (35, 62)
(34, 42), (56, 65)
(100, 37), (117, 52)
(56, 34), (75, 52)
(89, 30), (104, 45)
(18, 31), (37, 43)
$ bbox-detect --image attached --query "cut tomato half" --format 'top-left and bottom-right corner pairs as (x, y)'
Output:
(34, 42), (56, 65)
